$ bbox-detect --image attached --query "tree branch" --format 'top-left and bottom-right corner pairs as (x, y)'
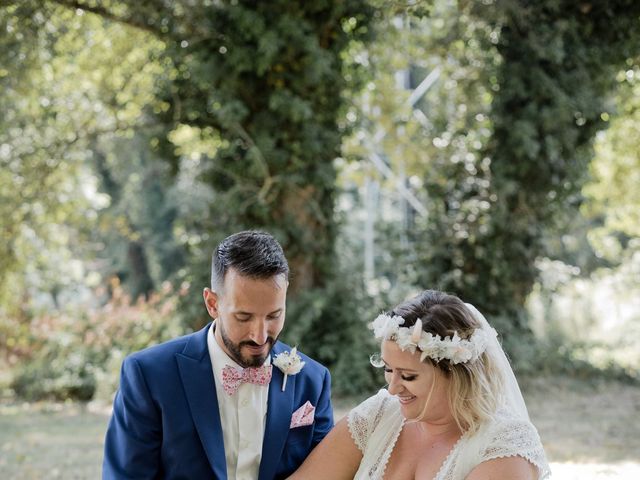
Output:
(48, 0), (168, 38)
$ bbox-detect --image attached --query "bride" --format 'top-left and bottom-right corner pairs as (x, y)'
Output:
(288, 289), (550, 479)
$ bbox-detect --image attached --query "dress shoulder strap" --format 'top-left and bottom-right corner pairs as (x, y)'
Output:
(347, 389), (392, 453)
(477, 414), (551, 479)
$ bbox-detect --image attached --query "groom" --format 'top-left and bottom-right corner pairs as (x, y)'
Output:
(103, 231), (334, 479)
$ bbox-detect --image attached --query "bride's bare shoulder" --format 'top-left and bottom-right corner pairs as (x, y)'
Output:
(466, 455), (538, 480)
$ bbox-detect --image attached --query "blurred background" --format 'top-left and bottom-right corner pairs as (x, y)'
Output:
(1, 0), (639, 478)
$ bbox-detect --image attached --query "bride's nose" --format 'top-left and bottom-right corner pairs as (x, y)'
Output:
(387, 372), (404, 395)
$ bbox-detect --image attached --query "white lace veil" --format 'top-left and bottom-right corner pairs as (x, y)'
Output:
(462, 303), (551, 479)
(464, 303), (530, 420)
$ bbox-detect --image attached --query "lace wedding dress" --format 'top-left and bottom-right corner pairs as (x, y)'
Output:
(347, 389), (551, 480)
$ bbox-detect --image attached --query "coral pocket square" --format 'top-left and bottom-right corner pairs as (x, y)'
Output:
(290, 401), (315, 428)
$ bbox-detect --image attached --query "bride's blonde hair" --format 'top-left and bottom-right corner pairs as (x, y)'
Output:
(390, 290), (504, 434)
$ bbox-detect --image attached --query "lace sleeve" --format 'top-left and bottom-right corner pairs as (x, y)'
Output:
(480, 416), (551, 479)
(347, 389), (390, 454)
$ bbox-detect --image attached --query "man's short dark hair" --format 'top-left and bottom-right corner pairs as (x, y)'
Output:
(211, 230), (289, 291)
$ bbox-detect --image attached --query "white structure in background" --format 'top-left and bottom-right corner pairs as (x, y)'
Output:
(362, 65), (440, 280)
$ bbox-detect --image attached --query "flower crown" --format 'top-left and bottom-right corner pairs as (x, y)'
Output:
(369, 313), (496, 364)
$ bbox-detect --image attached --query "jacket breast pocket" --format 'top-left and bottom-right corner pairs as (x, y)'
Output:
(285, 423), (314, 447)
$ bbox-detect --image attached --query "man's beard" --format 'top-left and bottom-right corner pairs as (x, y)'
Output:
(218, 321), (278, 368)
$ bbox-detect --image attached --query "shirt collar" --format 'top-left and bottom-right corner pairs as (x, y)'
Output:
(208, 321), (271, 377)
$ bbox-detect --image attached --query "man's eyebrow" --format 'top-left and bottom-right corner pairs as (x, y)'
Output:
(234, 309), (283, 315)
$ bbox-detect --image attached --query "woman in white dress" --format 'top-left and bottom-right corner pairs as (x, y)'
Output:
(289, 289), (550, 479)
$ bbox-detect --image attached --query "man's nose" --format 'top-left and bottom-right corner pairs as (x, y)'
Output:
(250, 319), (269, 344)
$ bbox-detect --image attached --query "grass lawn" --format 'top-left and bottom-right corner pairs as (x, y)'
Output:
(0, 375), (638, 479)
(523, 376), (640, 479)
(0, 402), (109, 479)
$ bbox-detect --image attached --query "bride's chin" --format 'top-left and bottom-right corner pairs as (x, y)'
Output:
(399, 397), (427, 420)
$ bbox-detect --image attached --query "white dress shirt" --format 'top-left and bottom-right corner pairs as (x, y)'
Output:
(208, 324), (270, 480)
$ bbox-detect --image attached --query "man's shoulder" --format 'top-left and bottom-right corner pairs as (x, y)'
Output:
(126, 324), (209, 365)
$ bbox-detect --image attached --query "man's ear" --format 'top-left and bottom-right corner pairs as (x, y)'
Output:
(203, 288), (220, 319)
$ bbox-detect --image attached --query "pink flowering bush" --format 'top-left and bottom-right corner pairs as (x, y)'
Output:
(10, 279), (189, 401)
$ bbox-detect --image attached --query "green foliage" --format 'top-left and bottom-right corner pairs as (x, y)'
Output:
(342, 1), (531, 352)
(524, 68), (640, 383)
(0, 4), (90, 313)
(3, 0), (640, 396)
(0, 1), (172, 312)
(143, 0), (379, 385)
(148, 0), (375, 297)
(90, 132), (186, 299)
(583, 65), (640, 259)
(10, 280), (186, 401)
(468, 0), (640, 323)
(11, 343), (97, 401)
(283, 273), (380, 396)
(411, 1), (640, 357)
(3, 0), (380, 395)
(339, 0), (640, 372)
(527, 255), (640, 383)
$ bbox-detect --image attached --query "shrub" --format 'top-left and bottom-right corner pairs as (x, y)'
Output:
(10, 279), (188, 401)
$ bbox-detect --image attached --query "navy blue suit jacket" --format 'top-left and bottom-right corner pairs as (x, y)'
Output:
(103, 323), (333, 479)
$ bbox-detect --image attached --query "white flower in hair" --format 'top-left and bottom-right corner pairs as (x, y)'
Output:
(396, 328), (417, 354)
(468, 326), (497, 359)
(417, 333), (443, 362)
(445, 332), (473, 364)
(411, 319), (423, 343)
(370, 312), (493, 365)
(370, 313), (405, 339)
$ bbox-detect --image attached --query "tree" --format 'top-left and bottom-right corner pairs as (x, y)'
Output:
(338, 1), (640, 367)
(0, 3), (96, 314)
(584, 64), (640, 254)
(0, 1), (181, 305)
(471, 1), (640, 341)
(38, 0), (374, 296)
(2, 0), (379, 392)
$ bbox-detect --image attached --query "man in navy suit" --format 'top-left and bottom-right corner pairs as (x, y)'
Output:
(103, 231), (334, 479)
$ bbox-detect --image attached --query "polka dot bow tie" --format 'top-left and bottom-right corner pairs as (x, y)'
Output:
(221, 364), (273, 395)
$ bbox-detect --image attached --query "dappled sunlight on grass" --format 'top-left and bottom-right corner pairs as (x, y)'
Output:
(0, 376), (638, 478)
(0, 402), (108, 478)
(550, 461), (640, 479)
(522, 376), (640, 465)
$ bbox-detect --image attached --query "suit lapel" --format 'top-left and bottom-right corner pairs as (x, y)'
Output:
(176, 324), (227, 479)
(258, 343), (295, 480)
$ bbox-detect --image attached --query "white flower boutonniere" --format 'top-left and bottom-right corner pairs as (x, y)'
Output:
(273, 347), (305, 392)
